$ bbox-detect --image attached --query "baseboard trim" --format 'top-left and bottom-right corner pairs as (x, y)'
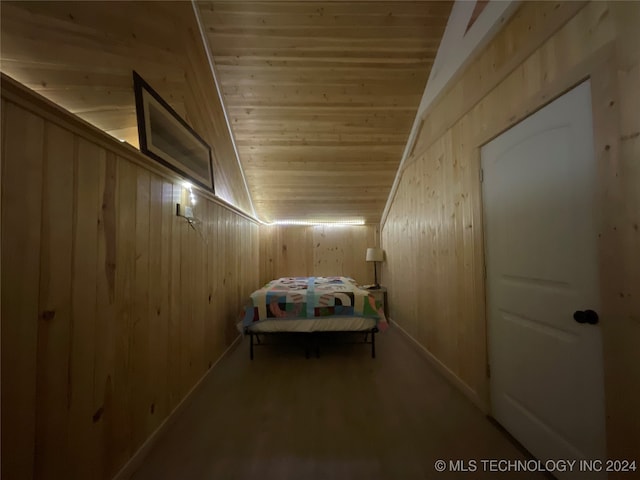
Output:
(389, 317), (489, 414)
(112, 334), (243, 480)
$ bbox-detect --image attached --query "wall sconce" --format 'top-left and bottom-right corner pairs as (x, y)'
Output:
(366, 247), (384, 289)
(176, 181), (204, 242)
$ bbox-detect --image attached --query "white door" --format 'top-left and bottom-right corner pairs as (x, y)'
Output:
(481, 81), (606, 479)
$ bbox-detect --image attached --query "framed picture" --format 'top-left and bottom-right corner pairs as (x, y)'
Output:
(133, 71), (215, 192)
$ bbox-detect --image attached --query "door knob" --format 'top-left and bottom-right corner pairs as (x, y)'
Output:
(573, 310), (599, 325)
(584, 309), (599, 325)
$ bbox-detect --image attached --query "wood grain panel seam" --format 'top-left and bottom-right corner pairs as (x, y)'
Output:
(33, 116), (50, 477)
(1, 101), (46, 480)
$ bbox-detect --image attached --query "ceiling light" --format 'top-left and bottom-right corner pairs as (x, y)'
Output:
(269, 219), (366, 226)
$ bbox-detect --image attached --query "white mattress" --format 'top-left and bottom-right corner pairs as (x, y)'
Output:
(240, 315), (381, 333)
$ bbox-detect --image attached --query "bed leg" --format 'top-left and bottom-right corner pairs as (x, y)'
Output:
(250, 331), (254, 360)
(371, 329), (376, 359)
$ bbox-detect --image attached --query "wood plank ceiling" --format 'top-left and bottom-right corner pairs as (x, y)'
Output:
(198, 1), (452, 223)
(0, 1), (452, 223)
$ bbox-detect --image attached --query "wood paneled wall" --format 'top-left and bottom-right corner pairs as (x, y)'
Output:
(381, 0), (639, 462)
(1, 76), (260, 480)
(0, 1), (254, 214)
(259, 225), (379, 286)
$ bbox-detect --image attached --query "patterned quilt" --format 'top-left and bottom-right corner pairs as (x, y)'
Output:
(242, 276), (382, 327)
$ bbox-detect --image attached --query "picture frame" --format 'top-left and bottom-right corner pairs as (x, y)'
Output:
(133, 71), (215, 192)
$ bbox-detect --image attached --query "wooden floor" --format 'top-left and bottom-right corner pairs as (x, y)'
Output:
(128, 326), (547, 480)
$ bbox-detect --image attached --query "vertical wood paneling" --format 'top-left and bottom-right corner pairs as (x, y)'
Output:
(210, 203), (223, 360)
(223, 209), (234, 344)
(1, 103), (44, 480)
(157, 180), (173, 421)
(218, 209), (227, 345)
(204, 201), (215, 367)
(68, 138), (102, 479)
(146, 174), (164, 436)
(591, 2), (640, 464)
(1, 77), (262, 479)
(131, 168), (150, 451)
(193, 192), (206, 374)
(179, 196), (193, 395)
(35, 123), (75, 480)
(259, 225), (276, 284)
(381, 0), (639, 456)
(213, 208), (223, 345)
(167, 182), (182, 411)
(259, 225), (378, 285)
(610, 57), (640, 466)
(112, 157), (136, 470)
(93, 150), (118, 479)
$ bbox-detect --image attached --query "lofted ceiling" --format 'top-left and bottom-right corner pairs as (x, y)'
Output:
(198, 1), (452, 223)
(1, 1), (452, 224)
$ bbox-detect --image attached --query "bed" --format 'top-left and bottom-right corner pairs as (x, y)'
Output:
(239, 276), (388, 359)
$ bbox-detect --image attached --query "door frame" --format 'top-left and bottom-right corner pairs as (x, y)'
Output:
(476, 76), (596, 412)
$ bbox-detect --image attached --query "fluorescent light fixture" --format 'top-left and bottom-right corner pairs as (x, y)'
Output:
(269, 219), (366, 226)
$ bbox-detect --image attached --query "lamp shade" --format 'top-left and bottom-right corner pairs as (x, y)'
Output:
(366, 247), (384, 262)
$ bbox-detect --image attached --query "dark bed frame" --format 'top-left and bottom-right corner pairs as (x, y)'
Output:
(245, 327), (379, 360)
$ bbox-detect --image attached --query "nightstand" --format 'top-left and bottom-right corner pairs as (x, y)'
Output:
(366, 286), (387, 318)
